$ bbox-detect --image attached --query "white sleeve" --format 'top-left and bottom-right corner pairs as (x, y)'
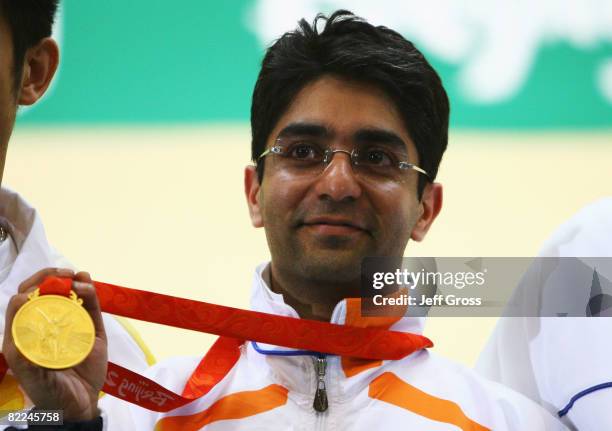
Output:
(102, 313), (152, 372)
(476, 316), (542, 402)
(566, 388), (612, 430)
(98, 356), (200, 431)
(477, 305), (612, 428)
(533, 317), (612, 428)
(486, 380), (570, 431)
(478, 198), (612, 429)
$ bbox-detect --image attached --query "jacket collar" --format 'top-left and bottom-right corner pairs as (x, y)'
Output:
(250, 262), (425, 335)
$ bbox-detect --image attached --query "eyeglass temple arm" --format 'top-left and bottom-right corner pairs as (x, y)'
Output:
(257, 146), (283, 162)
(400, 162), (428, 175)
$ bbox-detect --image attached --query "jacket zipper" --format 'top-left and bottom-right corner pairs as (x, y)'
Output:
(313, 355), (329, 412)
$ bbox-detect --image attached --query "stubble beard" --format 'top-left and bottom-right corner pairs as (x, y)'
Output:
(274, 231), (372, 291)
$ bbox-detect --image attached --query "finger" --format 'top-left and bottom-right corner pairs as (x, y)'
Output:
(72, 281), (107, 342)
(18, 267), (75, 293)
(73, 271), (92, 284)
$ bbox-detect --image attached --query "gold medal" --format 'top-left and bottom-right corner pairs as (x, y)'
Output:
(11, 288), (95, 369)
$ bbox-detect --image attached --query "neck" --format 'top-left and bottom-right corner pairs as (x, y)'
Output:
(268, 263), (359, 322)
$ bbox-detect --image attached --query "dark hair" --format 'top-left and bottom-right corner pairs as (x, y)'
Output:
(0, 0), (59, 91)
(251, 10), (449, 196)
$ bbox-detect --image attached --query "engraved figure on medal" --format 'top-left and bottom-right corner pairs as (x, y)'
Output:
(11, 289), (96, 369)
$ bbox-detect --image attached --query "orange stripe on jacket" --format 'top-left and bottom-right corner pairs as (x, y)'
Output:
(369, 372), (490, 431)
(342, 298), (403, 378)
(155, 384), (288, 431)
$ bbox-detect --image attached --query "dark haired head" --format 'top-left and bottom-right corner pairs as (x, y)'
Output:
(251, 10), (449, 197)
(0, 0), (59, 92)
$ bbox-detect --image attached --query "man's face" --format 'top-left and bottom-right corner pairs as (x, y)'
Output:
(247, 75), (437, 287)
(0, 15), (18, 176)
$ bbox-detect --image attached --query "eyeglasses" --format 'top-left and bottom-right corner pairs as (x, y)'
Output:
(257, 137), (429, 185)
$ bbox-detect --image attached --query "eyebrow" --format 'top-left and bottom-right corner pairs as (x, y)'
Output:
(276, 123), (331, 139)
(353, 128), (408, 154)
(276, 123), (408, 154)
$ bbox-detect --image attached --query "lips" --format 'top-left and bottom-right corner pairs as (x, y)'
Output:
(300, 217), (369, 235)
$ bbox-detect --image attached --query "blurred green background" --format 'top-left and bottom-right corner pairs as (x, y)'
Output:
(19, 0), (612, 128)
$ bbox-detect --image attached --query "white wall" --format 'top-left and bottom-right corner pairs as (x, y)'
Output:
(6, 125), (611, 366)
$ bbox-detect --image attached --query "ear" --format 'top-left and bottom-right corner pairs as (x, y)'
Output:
(244, 165), (263, 228)
(410, 182), (443, 242)
(18, 37), (59, 106)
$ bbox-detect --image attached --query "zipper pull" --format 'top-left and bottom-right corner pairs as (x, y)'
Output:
(313, 356), (328, 412)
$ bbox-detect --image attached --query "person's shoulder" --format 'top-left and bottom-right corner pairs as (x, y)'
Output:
(539, 197), (612, 257)
(576, 197), (612, 215)
(415, 350), (539, 402)
(559, 197), (612, 232)
(394, 348), (480, 378)
(390, 350), (568, 429)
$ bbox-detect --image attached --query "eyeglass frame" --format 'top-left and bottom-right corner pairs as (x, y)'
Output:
(256, 138), (430, 180)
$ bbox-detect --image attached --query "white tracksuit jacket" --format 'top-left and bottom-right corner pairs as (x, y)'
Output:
(99, 263), (567, 431)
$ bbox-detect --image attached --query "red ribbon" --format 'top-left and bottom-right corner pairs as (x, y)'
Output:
(1, 276), (433, 412)
(39, 276), (72, 296)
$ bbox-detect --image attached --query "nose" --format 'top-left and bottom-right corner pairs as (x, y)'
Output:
(312, 150), (362, 202)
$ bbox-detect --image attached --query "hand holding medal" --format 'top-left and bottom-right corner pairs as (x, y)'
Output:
(2, 268), (107, 422)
